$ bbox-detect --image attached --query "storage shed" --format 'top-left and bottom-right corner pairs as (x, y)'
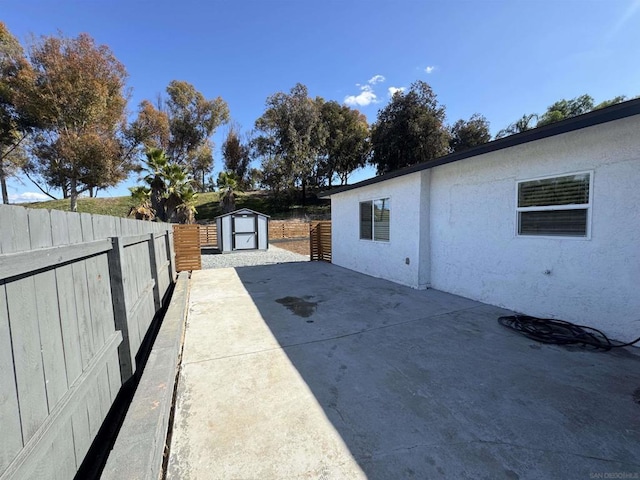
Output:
(215, 208), (269, 252)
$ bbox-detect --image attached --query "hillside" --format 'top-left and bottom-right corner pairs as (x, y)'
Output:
(22, 190), (330, 221)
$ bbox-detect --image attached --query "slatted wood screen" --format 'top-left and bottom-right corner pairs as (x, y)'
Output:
(199, 224), (217, 246)
(174, 224), (201, 271)
(310, 221), (331, 262)
(0, 205), (175, 480)
(269, 221), (310, 239)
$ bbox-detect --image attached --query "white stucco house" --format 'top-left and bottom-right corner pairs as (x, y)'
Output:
(319, 99), (640, 341)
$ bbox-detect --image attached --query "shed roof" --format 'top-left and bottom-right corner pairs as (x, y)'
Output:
(318, 98), (640, 198)
(214, 208), (270, 219)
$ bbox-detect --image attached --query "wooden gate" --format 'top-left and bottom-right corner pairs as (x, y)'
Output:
(173, 225), (201, 271)
(310, 221), (331, 262)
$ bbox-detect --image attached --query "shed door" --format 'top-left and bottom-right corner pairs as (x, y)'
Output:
(232, 214), (257, 250)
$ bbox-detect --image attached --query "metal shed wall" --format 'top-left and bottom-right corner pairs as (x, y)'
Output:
(215, 209), (269, 253)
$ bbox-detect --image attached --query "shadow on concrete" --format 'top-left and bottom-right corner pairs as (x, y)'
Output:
(233, 261), (640, 478)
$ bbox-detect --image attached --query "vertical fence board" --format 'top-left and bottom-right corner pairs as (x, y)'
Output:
(0, 205), (29, 252)
(70, 409), (91, 471)
(0, 286), (22, 472)
(2, 208), (48, 444)
(27, 209), (68, 411)
(85, 240), (116, 414)
(105, 353), (121, 402)
(68, 214), (96, 369)
(5, 281), (47, 443)
(80, 213), (104, 350)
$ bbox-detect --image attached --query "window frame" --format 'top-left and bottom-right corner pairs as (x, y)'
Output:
(515, 170), (593, 239)
(359, 197), (391, 242)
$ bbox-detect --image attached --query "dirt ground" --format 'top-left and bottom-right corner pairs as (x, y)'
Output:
(270, 238), (310, 257)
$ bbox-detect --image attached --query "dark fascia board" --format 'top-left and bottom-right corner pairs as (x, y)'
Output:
(318, 98), (640, 198)
(214, 207), (271, 219)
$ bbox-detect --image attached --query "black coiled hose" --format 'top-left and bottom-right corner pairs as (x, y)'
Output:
(498, 315), (640, 351)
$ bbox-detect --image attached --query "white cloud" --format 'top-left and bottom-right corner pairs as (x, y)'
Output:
(344, 74), (389, 107)
(425, 66), (435, 74)
(344, 85), (378, 107)
(9, 191), (50, 203)
(388, 86), (406, 97)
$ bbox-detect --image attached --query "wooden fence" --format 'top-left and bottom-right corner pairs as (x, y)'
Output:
(199, 224), (217, 247)
(310, 221), (331, 262)
(0, 205), (175, 480)
(174, 224), (201, 271)
(269, 220), (310, 240)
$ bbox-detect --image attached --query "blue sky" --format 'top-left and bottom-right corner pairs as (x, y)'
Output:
(4, 0), (640, 202)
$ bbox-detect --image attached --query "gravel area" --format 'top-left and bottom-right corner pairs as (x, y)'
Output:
(201, 245), (309, 269)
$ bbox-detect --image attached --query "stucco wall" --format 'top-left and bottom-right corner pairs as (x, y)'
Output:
(331, 172), (430, 288)
(429, 115), (640, 341)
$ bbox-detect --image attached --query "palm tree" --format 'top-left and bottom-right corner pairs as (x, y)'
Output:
(495, 114), (539, 139)
(217, 171), (239, 214)
(131, 148), (197, 223)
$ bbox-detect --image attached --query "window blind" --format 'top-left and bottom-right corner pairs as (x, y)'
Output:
(519, 209), (588, 236)
(518, 173), (590, 208)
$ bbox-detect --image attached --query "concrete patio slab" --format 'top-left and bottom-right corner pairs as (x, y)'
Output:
(167, 262), (640, 479)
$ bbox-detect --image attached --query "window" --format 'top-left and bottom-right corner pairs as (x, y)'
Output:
(360, 198), (390, 241)
(516, 172), (591, 237)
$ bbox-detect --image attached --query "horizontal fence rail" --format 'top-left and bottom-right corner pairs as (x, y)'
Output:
(0, 205), (176, 480)
(310, 221), (331, 262)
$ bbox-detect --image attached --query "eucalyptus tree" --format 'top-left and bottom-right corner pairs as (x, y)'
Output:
(222, 126), (251, 189)
(0, 22), (40, 203)
(448, 113), (491, 153)
(318, 99), (370, 186)
(254, 83), (323, 203)
(27, 32), (132, 211)
(370, 81), (449, 174)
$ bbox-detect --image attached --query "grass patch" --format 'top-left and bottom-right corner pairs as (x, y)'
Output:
(21, 190), (330, 221)
(23, 196), (137, 217)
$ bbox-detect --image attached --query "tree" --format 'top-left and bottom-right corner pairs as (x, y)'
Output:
(495, 113), (538, 139)
(0, 22), (41, 204)
(132, 81), (229, 192)
(27, 32), (132, 211)
(319, 100), (370, 186)
(254, 83), (323, 203)
(594, 96), (626, 110)
(131, 147), (197, 223)
(370, 80), (449, 174)
(537, 94), (594, 127)
(448, 113), (491, 153)
(217, 170), (239, 213)
(222, 126), (251, 189)
(496, 94), (628, 139)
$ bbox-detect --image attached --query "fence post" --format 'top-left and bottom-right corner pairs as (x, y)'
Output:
(148, 233), (161, 311)
(107, 236), (134, 381)
(166, 227), (176, 281)
(317, 223), (323, 260)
